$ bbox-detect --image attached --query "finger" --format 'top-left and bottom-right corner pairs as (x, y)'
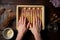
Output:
(35, 16), (38, 25)
(27, 23), (30, 29)
(38, 17), (40, 25)
(40, 20), (41, 28)
(38, 18), (41, 28)
(24, 17), (26, 25)
(17, 16), (21, 30)
(19, 17), (21, 23)
(20, 16), (22, 23)
(29, 23), (32, 30)
(18, 17), (21, 27)
(38, 18), (41, 30)
(21, 16), (24, 24)
(33, 15), (35, 25)
(39, 18), (41, 27)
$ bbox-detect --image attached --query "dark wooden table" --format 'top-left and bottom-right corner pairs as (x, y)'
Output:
(0, 0), (60, 40)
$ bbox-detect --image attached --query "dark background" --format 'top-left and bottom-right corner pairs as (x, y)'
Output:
(0, 0), (60, 40)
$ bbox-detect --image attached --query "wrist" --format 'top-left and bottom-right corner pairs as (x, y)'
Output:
(33, 31), (40, 36)
(18, 32), (24, 37)
(33, 32), (40, 37)
(33, 32), (41, 40)
(16, 33), (23, 40)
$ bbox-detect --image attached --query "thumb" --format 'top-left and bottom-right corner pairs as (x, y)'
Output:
(27, 23), (30, 29)
(29, 23), (32, 30)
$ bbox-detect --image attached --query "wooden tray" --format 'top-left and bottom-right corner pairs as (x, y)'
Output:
(16, 5), (45, 30)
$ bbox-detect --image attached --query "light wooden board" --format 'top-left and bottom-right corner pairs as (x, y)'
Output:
(16, 5), (45, 30)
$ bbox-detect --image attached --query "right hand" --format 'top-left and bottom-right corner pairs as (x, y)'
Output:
(29, 16), (41, 35)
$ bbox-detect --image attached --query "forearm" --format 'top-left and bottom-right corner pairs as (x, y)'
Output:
(16, 33), (23, 40)
(33, 32), (42, 40)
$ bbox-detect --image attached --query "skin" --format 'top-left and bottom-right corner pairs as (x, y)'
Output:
(16, 16), (42, 40)
(29, 16), (42, 40)
(16, 16), (27, 40)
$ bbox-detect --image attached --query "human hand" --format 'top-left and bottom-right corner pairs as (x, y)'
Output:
(18, 16), (27, 34)
(16, 16), (31, 40)
(29, 16), (41, 35)
(29, 16), (41, 40)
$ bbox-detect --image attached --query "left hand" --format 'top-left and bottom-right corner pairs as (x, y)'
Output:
(18, 16), (27, 34)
